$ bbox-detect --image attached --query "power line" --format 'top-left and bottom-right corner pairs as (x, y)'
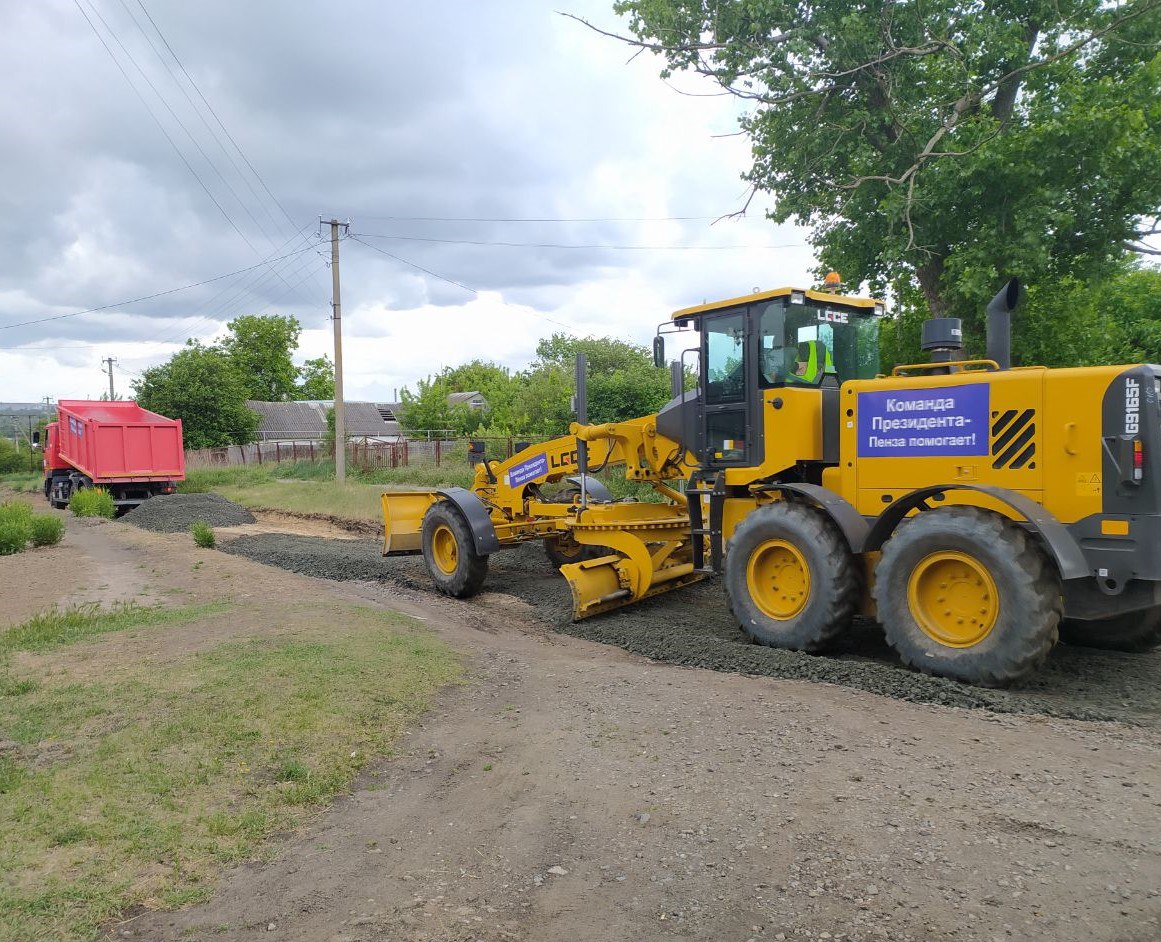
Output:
(130, 0), (330, 305)
(348, 236), (576, 332)
(354, 214), (721, 223)
(0, 244), (321, 332)
(113, 0), (282, 248)
(352, 231), (807, 251)
(349, 236), (477, 295)
(73, 0), (312, 308)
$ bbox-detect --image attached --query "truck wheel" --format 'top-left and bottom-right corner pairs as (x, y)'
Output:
(544, 532), (601, 568)
(1059, 607), (1161, 652)
(421, 501), (488, 598)
(725, 501), (859, 652)
(875, 507), (1060, 687)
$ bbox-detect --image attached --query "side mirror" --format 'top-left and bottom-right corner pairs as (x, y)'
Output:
(652, 335), (665, 369)
(32, 431), (40, 446)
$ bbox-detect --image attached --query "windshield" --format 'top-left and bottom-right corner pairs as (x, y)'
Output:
(759, 301), (879, 386)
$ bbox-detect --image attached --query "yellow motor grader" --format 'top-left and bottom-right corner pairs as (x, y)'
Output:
(382, 279), (1161, 686)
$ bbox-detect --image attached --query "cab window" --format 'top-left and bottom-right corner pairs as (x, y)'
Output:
(705, 312), (746, 403)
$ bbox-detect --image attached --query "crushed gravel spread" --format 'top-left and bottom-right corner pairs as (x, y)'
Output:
(124, 493), (256, 532)
(219, 532), (1161, 726)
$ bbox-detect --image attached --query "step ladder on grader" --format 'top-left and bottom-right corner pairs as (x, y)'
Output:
(382, 279), (1161, 687)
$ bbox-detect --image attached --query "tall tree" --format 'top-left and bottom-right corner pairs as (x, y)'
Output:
(220, 314), (302, 401)
(133, 343), (259, 448)
(298, 355), (336, 399)
(609, 0), (1161, 353)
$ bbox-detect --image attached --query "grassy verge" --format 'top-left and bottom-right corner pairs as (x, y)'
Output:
(0, 473), (43, 495)
(215, 480), (387, 524)
(180, 457), (663, 522)
(0, 602), (458, 941)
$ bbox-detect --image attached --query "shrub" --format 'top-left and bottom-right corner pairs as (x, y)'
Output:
(0, 522), (29, 555)
(191, 521), (216, 549)
(69, 488), (116, 518)
(29, 514), (65, 547)
(0, 501), (33, 523)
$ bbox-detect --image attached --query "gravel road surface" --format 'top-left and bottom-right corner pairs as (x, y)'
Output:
(220, 532), (1161, 726)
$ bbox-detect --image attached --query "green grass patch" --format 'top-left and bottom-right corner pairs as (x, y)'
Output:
(0, 472), (44, 494)
(191, 521), (215, 549)
(68, 489), (115, 519)
(0, 502), (33, 555)
(0, 604), (458, 941)
(0, 602), (227, 656)
(28, 514), (64, 547)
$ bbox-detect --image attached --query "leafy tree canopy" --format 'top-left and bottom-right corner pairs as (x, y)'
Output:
(611, 0), (1161, 351)
(220, 314), (302, 401)
(397, 335), (677, 437)
(133, 343), (259, 449)
(298, 355), (336, 400)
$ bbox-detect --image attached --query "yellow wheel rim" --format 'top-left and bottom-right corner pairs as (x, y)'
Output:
(431, 523), (459, 575)
(907, 551), (999, 648)
(746, 539), (811, 620)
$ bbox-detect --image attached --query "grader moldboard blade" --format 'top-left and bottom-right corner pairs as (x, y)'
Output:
(558, 505), (709, 619)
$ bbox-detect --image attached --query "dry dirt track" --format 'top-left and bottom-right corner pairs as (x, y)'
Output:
(7, 504), (1157, 941)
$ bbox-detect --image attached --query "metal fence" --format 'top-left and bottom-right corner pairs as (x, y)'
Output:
(184, 436), (549, 471)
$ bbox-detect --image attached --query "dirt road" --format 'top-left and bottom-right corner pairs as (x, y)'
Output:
(6, 503), (1158, 941)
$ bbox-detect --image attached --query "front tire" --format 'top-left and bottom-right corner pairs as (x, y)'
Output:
(1060, 607), (1161, 652)
(421, 501), (489, 598)
(875, 507), (1060, 687)
(725, 501), (859, 652)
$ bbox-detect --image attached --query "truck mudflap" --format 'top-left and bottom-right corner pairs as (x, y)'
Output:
(381, 487), (501, 557)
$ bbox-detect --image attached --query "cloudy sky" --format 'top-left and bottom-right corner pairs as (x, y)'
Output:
(0, 0), (820, 404)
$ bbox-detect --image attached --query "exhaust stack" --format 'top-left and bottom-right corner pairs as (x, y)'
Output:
(986, 278), (1020, 370)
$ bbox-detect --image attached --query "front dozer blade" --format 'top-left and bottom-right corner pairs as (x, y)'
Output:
(561, 553), (709, 620)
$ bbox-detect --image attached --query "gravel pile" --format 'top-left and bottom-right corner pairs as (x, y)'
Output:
(124, 493), (256, 532)
(220, 530), (1161, 725)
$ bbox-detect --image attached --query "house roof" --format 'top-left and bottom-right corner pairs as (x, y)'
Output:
(246, 400), (402, 439)
(448, 391), (486, 405)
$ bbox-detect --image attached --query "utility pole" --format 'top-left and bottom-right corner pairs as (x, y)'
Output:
(102, 357), (117, 400)
(323, 218), (350, 482)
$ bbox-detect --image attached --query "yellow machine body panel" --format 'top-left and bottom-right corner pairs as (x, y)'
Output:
(838, 364), (1126, 525)
(723, 386), (825, 486)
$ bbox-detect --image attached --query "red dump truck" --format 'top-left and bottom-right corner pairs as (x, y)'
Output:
(40, 400), (185, 510)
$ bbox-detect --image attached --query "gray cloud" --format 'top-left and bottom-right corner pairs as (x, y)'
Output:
(0, 0), (816, 400)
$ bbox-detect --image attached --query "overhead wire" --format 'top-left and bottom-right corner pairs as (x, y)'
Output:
(73, 0), (318, 311)
(130, 0), (331, 306)
(355, 214), (721, 223)
(351, 231), (807, 251)
(0, 244), (322, 332)
(348, 236), (577, 332)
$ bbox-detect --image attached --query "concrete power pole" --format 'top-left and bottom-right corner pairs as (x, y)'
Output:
(102, 357), (117, 400)
(324, 218), (351, 482)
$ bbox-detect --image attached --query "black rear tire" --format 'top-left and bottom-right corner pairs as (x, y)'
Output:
(725, 501), (859, 652)
(421, 501), (489, 598)
(1060, 607), (1161, 652)
(874, 507), (1060, 687)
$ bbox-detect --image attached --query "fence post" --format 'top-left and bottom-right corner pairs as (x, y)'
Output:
(276, 442), (281, 463)
(310, 441), (315, 461)
(404, 440), (409, 466)
(435, 439), (441, 467)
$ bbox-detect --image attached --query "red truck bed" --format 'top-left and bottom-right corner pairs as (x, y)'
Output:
(55, 400), (185, 483)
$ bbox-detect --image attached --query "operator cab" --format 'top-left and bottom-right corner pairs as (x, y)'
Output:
(655, 286), (884, 468)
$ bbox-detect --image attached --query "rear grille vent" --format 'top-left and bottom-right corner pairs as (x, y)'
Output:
(991, 409), (1036, 469)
